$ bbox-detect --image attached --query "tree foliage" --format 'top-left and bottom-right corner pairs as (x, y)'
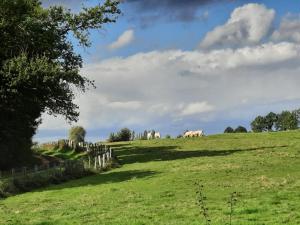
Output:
(251, 110), (299, 133)
(275, 111), (298, 131)
(108, 128), (133, 142)
(0, 0), (120, 169)
(235, 126), (247, 133)
(224, 127), (234, 133)
(251, 116), (267, 133)
(69, 126), (86, 143)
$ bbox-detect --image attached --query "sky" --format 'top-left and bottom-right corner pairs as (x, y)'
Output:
(36, 0), (300, 142)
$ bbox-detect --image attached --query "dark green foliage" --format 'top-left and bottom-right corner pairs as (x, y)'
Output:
(0, 161), (92, 198)
(235, 126), (247, 133)
(0, 0), (120, 169)
(224, 127), (234, 133)
(108, 128), (133, 142)
(275, 111), (298, 131)
(165, 134), (171, 139)
(265, 112), (278, 131)
(108, 133), (118, 142)
(251, 116), (267, 133)
(251, 110), (299, 133)
(117, 128), (132, 142)
(143, 130), (148, 140)
(69, 126), (86, 143)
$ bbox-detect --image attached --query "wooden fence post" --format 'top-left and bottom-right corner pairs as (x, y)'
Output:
(109, 147), (112, 159)
(102, 153), (106, 168)
(98, 155), (102, 169)
(94, 155), (97, 169)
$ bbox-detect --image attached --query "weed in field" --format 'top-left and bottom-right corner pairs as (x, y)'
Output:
(196, 182), (239, 225)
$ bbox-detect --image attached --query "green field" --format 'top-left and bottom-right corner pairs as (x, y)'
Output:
(1, 131), (300, 225)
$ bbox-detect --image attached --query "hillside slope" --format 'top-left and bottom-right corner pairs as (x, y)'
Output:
(1, 131), (300, 225)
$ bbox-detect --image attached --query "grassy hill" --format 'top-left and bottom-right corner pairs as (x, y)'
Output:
(1, 131), (300, 225)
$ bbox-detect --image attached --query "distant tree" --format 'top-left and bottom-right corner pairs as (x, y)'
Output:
(69, 126), (86, 143)
(275, 111), (298, 131)
(131, 130), (135, 141)
(151, 130), (155, 139)
(251, 116), (267, 133)
(117, 128), (132, 142)
(265, 112), (278, 131)
(142, 130), (148, 140)
(224, 127), (234, 133)
(108, 133), (118, 142)
(177, 134), (183, 138)
(165, 134), (171, 139)
(293, 108), (300, 127)
(235, 126), (247, 133)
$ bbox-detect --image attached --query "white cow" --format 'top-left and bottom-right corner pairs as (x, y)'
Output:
(183, 130), (204, 138)
(147, 132), (152, 140)
(183, 131), (193, 138)
(154, 132), (161, 139)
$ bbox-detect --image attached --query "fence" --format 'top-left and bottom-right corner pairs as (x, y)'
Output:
(0, 144), (115, 181)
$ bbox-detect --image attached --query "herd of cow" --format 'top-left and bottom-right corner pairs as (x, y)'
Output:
(146, 130), (204, 139)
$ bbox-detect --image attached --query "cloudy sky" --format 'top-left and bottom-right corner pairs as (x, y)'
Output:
(36, 0), (300, 142)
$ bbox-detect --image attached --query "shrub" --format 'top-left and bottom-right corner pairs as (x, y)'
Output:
(108, 133), (118, 142)
(165, 134), (171, 139)
(235, 126), (247, 133)
(0, 161), (93, 199)
(224, 127), (234, 133)
(108, 128), (134, 142)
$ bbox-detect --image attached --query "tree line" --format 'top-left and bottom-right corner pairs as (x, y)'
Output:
(251, 109), (300, 132)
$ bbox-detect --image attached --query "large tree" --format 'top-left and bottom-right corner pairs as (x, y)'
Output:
(275, 111), (298, 131)
(251, 116), (267, 133)
(0, 0), (120, 169)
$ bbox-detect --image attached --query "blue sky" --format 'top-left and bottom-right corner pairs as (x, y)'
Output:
(37, 0), (300, 142)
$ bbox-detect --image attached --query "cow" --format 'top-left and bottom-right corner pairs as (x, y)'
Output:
(183, 130), (204, 138)
(154, 132), (161, 139)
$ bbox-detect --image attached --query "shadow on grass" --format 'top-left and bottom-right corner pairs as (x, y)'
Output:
(37, 170), (158, 192)
(112, 144), (288, 165)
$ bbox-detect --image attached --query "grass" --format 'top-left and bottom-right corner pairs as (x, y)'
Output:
(1, 131), (300, 224)
(34, 147), (85, 161)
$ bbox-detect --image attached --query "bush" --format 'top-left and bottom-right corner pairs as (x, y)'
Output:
(224, 127), (234, 133)
(235, 126), (247, 133)
(165, 134), (171, 139)
(108, 128), (133, 142)
(0, 161), (93, 199)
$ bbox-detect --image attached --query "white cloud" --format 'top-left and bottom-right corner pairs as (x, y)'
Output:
(199, 4), (275, 49)
(39, 41), (300, 137)
(108, 29), (135, 50)
(108, 101), (142, 110)
(180, 102), (215, 116)
(37, 5), (300, 140)
(272, 14), (300, 43)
